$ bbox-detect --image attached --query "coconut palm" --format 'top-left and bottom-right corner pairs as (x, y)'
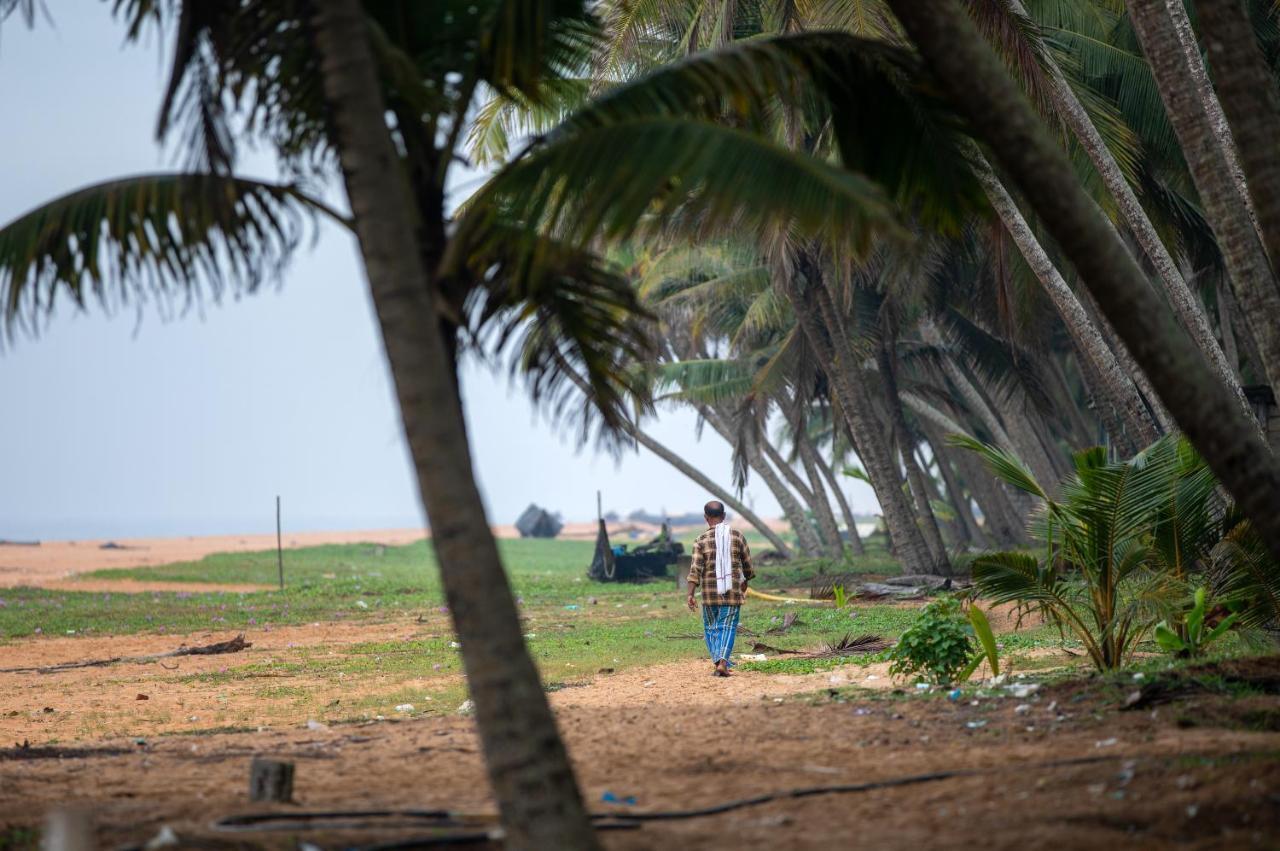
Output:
(1123, 0), (1280, 395)
(960, 434), (1196, 669)
(0, 1), (654, 844)
(307, 2), (601, 844)
(884, 0), (1280, 562)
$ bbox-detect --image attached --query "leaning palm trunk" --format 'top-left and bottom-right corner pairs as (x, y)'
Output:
(785, 275), (938, 574)
(697, 404), (823, 556)
(624, 417), (792, 555)
(309, 2), (598, 847)
(748, 445), (823, 556)
(973, 158), (1164, 448)
(795, 427), (846, 559)
(1196, 0), (1280, 303)
(920, 424), (989, 548)
(817, 454), (867, 555)
(1124, 0), (1280, 395)
(878, 339), (950, 569)
(886, 0), (1280, 562)
(1007, 0), (1249, 418)
(919, 317), (1062, 494)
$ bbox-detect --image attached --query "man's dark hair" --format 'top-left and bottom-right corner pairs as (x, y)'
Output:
(704, 500), (726, 519)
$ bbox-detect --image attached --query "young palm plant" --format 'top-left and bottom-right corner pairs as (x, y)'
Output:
(954, 434), (1200, 670)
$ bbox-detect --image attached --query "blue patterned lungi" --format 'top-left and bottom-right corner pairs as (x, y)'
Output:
(701, 604), (741, 666)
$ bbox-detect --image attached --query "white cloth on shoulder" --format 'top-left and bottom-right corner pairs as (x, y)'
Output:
(714, 522), (733, 594)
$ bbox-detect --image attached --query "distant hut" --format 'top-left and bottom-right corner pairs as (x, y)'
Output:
(515, 504), (563, 539)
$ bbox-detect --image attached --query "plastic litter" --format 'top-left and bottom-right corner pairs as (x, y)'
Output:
(394, 704), (414, 713)
(601, 791), (637, 806)
(143, 825), (179, 849)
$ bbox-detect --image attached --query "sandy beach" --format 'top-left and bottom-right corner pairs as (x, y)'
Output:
(0, 519), (717, 588)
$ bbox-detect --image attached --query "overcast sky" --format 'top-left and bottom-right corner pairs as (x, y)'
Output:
(0, 2), (878, 540)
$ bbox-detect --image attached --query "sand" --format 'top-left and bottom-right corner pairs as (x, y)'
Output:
(0, 520), (746, 589)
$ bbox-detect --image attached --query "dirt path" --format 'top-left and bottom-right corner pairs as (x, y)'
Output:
(2, 655), (1276, 849)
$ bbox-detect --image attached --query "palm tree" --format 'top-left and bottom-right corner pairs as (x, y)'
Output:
(488, 2), (1182, 537)
(1124, 0), (1280, 395)
(883, 0), (1280, 561)
(2, 1), (647, 844)
(308, 3), (599, 845)
(1196, 0), (1280, 300)
(1000, 0), (1249, 420)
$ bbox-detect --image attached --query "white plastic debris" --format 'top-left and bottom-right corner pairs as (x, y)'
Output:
(738, 653), (767, 662)
(457, 699), (476, 716)
(449, 641), (462, 649)
(1014, 704), (1032, 715)
(306, 719), (330, 732)
(394, 704), (414, 713)
(1095, 737), (1119, 748)
(1007, 683), (1041, 699)
(355, 600), (369, 609)
(143, 825), (180, 849)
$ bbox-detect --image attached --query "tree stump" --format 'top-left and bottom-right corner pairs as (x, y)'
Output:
(248, 758), (294, 803)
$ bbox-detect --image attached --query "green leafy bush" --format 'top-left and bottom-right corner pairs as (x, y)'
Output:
(888, 596), (973, 684)
(1155, 586), (1240, 658)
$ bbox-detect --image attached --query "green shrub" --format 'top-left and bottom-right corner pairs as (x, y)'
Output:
(888, 596), (973, 684)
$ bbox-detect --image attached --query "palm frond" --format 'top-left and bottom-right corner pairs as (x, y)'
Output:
(534, 31), (986, 231)
(462, 117), (900, 254)
(947, 433), (1049, 500)
(451, 222), (656, 450)
(0, 173), (335, 341)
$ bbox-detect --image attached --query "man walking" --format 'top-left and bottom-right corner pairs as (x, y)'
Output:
(686, 500), (755, 677)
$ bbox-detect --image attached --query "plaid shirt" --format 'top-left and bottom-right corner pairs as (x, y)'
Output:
(687, 526), (755, 606)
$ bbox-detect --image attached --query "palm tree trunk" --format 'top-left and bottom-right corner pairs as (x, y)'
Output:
(816, 454), (867, 555)
(920, 316), (1062, 492)
(1124, 0), (1280, 395)
(877, 338), (950, 569)
(797, 437), (845, 559)
(887, 0), (1280, 562)
(761, 438), (815, 503)
(1197, 0), (1280, 295)
(1077, 285), (1175, 434)
(309, 3), (598, 847)
(696, 405), (816, 556)
(1007, 0), (1249, 417)
(972, 157), (1164, 448)
(627, 423), (792, 555)
(1217, 277), (1241, 380)
(921, 424), (988, 548)
(783, 274), (938, 574)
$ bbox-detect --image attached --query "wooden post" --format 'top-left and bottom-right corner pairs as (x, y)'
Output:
(249, 758), (294, 803)
(276, 496), (284, 591)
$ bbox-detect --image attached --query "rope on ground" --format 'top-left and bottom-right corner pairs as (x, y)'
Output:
(747, 588), (831, 605)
